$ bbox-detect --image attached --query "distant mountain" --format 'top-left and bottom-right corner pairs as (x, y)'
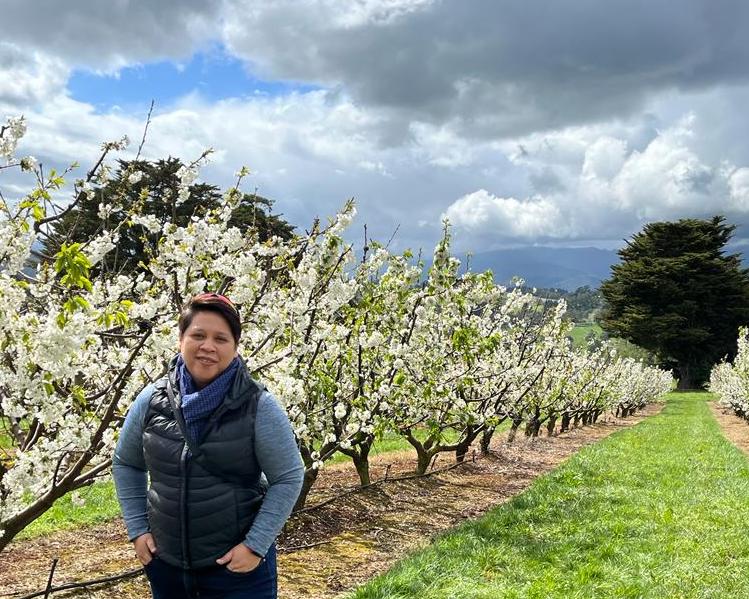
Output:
(461, 247), (619, 291)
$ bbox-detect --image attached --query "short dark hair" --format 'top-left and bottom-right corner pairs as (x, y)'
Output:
(179, 293), (242, 344)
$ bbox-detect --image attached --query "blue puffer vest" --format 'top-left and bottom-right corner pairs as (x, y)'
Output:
(143, 356), (266, 569)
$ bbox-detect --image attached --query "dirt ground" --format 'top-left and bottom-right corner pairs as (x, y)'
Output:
(708, 400), (749, 455)
(0, 406), (666, 599)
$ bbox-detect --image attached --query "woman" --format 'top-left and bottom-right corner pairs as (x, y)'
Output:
(113, 293), (304, 598)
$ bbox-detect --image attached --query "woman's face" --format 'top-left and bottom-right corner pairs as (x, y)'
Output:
(179, 310), (238, 388)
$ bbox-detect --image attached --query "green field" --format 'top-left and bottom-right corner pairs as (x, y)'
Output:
(350, 393), (749, 598)
(569, 323), (604, 348)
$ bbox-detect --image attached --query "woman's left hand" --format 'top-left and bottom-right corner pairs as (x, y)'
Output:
(216, 543), (262, 573)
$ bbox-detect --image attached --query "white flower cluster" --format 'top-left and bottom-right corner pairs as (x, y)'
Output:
(710, 327), (749, 417)
(0, 116), (26, 162)
(175, 165), (198, 206)
(127, 170), (144, 185)
(20, 156), (37, 172)
(84, 231), (120, 266)
(0, 129), (672, 547)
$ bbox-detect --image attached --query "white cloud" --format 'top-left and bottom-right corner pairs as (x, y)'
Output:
(597, 115), (728, 220)
(409, 122), (476, 167)
(321, 0), (436, 28)
(0, 43), (69, 107)
(581, 137), (628, 182)
(444, 114), (749, 248)
(728, 167), (749, 211)
(443, 190), (569, 240)
(9, 86), (749, 254)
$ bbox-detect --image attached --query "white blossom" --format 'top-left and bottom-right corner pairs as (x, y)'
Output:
(20, 155), (37, 172)
(0, 116), (26, 161)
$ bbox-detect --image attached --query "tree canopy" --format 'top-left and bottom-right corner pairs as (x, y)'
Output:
(40, 158), (295, 275)
(600, 216), (749, 389)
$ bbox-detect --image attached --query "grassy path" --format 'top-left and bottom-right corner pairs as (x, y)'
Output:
(350, 392), (749, 598)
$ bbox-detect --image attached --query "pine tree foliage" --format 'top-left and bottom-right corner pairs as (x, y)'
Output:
(600, 216), (749, 389)
(41, 158), (295, 275)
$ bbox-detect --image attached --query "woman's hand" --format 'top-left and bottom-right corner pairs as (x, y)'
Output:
(216, 543), (262, 573)
(134, 533), (158, 565)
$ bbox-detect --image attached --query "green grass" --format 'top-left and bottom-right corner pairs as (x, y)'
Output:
(569, 323), (604, 348)
(350, 392), (749, 598)
(1, 418), (15, 450)
(18, 480), (122, 539)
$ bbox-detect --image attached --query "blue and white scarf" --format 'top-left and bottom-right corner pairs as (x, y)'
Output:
(177, 354), (240, 445)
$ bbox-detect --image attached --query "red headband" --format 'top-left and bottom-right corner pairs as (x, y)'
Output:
(192, 292), (239, 316)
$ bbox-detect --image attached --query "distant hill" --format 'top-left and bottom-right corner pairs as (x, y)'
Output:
(461, 247), (619, 291)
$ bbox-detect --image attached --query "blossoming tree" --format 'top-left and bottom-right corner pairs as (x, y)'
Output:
(0, 116), (672, 551)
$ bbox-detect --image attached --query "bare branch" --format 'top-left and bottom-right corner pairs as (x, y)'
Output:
(134, 100), (155, 161)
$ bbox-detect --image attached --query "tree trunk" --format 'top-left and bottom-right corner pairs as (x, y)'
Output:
(546, 416), (557, 436)
(480, 428), (495, 454)
(0, 461), (105, 553)
(351, 449), (371, 486)
(677, 363), (693, 390)
(560, 412), (571, 433)
(507, 418), (523, 443)
(525, 418), (541, 437)
(338, 436), (374, 487)
(293, 467), (320, 511)
(415, 447), (433, 475)
(455, 425), (481, 463)
(402, 431), (435, 475)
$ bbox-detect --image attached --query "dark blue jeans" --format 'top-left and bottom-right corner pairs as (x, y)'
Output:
(144, 544), (277, 599)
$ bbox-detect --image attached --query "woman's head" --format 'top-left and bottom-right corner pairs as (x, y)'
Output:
(178, 293), (241, 387)
(179, 293), (242, 343)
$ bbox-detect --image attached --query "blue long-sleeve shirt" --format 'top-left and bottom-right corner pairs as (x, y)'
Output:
(112, 384), (304, 557)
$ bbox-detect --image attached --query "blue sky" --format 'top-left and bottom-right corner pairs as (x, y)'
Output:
(68, 46), (318, 113)
(3, 0), (749, 253)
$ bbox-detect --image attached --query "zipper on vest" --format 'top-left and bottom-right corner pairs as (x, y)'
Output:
(180, 442), (191, 568)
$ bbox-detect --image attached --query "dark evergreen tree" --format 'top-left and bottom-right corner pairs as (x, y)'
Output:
(41, 158), (295, 275)
(600, 216), (749, 389)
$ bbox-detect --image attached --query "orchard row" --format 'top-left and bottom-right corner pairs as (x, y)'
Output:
(710, 328), (749, 419)
(0, 117), (670, 550)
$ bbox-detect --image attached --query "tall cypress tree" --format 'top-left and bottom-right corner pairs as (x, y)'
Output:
(600, 216), (749, 389)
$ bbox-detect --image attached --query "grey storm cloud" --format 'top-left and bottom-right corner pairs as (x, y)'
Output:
(223, 0), (749, 140)
(1, 0), (224, 69)
(5, 0), (749, 140)
(4, 0), (749, 253)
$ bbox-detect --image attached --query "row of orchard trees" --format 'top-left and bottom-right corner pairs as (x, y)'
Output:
(0, 117), (671, 552)
(710, 328), (749, 419)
